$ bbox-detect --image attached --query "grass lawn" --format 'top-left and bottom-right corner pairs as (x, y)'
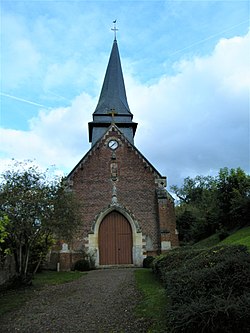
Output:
(0, 270), (86, 317)
(193, 226), (250, 250)
(33, 270), (85, 288)
(220, 226), (250, 249)
(135, 268), (167, 333)
(193, 233), (221, 248)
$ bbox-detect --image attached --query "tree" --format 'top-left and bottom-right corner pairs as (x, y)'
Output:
(171, 175), (219, 243)
(0, 214), (10, 259)
(217, 167), (250, 229)
(0, 162), (81, 285)
(171, 168), (250, 244)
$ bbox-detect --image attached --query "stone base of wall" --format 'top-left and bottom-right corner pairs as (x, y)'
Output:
(46, 250), (145, 271)
(44, 251), (84, 271)
(45, 231), (179, 271)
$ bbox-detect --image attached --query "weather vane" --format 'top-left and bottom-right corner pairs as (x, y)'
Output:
(111, 20), (118, 40)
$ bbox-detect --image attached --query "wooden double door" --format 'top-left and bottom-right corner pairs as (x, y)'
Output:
(99, 211), (132, 265)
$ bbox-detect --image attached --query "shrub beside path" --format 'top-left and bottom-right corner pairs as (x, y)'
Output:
(0, 268), (150, 333)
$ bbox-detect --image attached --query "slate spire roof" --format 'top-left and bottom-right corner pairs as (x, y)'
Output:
(94, 39), (131, 116)
(88, 38), (137, 146)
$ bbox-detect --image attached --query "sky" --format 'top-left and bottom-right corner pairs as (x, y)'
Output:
(0, 0), (249, 189)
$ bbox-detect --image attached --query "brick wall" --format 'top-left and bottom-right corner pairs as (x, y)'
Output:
(64, 125), (178, 268)
(70, 129), (160, 247)
(45, 251), (85, 271)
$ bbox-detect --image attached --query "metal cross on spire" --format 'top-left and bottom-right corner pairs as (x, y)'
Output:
(108, 108), (117, 123)
(111, 20), (118, 40)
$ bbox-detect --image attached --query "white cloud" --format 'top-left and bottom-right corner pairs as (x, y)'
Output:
(44, 60), (80, 91)
(1, 12), (42, 90)
(0, 92), (95, 174)
(1, 32), (249, 186)
(128, 31), (250, 185)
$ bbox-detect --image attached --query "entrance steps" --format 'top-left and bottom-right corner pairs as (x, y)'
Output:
(98, 264), (136, 269)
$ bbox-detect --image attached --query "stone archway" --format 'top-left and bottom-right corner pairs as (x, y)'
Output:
(87, 206), (144, 267)
(99, 211), (132, 265)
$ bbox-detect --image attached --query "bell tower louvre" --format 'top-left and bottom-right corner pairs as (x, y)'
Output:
(48, 26), (179, 270)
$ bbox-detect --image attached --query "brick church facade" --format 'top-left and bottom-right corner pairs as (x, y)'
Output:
(51, 36), (178, 270)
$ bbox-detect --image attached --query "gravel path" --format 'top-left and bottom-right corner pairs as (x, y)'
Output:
(0, 268), (150, 333)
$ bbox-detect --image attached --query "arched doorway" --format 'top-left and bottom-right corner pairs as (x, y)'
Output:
(99, 211), (132, 265)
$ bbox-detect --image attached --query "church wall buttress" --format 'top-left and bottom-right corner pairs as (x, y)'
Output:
(156, 187), (179, 251)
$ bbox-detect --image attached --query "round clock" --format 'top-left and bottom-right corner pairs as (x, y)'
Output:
(108, 140), (119, 150)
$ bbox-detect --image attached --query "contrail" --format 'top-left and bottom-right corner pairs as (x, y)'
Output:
(46, 90), (71, 102)
(169, 19), (249, 56)
(0, 92), (51, 109)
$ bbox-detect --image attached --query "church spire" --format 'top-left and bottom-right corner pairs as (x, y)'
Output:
(93, 38), (131, 116)
(88, 28), (137, 146)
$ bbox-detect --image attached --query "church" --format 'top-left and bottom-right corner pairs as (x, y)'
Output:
(54, 33), (179, 270)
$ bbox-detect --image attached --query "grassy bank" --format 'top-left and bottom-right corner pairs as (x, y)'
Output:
(33, 270), (85, 287)
(220, 226), (250, 248)
(0, 270), (85, 317)
(135, 268), (167, 333)
(194, 226), (250, 249)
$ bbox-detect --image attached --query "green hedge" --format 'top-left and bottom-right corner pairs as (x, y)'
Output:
(74, 259), (90, 271)
(142, 256), (155, 268)
(152, 245), (250, 332)
(152, 247), (203, 279)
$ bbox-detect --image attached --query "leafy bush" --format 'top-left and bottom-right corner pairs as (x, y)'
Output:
(142, 256), (154, 268)
(86, 250), (96, 270)
(166, 293), (250, 333)
(218, 229), (229, 241)
(154, 245), (250, 332)
(152, 247), (204, 279)
(74, 259), (90, 271)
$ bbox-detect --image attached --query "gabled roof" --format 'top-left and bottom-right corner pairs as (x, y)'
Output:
(93, 39), (131, 116)
(67, 124), (164, 181)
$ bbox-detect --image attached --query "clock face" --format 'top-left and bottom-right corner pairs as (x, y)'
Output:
(108, 140), (119, 150)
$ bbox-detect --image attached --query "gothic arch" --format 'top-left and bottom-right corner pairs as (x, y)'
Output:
(87, 205), (144, 267)
(92, 205), (140, 235)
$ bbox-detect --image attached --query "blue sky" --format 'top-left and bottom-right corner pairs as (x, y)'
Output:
(0, 0), (249, 187)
